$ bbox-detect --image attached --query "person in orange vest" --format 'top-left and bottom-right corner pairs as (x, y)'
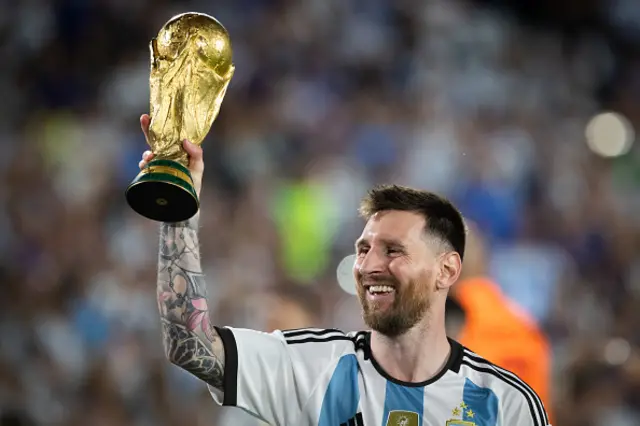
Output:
(446, 224), (554, 421)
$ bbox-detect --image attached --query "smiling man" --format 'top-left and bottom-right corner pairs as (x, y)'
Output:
(139, 126), (550, 426)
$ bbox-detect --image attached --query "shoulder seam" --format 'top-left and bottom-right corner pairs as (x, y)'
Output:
(282, 327), (345, 336)
(463, 349), (542, 398)
(286, 335), (354, 345)
(283, 328), (350, 345)
(461, 351), (547, 426)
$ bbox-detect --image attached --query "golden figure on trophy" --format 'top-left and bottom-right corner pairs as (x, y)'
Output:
(126, 12), (234, 222)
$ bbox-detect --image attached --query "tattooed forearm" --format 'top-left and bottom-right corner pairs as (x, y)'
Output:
(157, 216), (226, 390)
(162, 319), (224, 389)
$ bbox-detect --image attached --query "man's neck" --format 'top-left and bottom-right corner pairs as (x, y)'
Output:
(369, 316), (451, 383)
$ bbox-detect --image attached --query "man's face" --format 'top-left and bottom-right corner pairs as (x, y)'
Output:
(353, 210), (439, 337)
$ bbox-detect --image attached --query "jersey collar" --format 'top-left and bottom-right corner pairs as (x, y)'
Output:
(359, 332), (463, 387)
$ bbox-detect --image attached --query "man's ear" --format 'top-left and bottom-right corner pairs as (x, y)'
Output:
(436, 252), (462, 290)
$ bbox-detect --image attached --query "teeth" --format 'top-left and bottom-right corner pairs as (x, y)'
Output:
(368, 285), (395, 294)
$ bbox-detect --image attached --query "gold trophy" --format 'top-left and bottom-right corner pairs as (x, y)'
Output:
(126, 12), (234, 222)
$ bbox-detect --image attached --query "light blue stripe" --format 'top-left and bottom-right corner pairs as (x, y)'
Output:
(462, 378), (499, 426)
(381, 381), (424, 426)
(318, 354), (360, 426)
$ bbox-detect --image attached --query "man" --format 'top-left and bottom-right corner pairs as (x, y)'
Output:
(445, 225), (553, 420)
(138, 114), (550, 426)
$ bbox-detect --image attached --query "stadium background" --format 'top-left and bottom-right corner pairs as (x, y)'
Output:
(1, 0), (640, 425)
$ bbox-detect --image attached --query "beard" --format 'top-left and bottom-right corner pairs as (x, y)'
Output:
(357, 276), (431, 337)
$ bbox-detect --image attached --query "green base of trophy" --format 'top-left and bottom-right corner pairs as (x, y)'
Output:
(125, 159), (199, 223)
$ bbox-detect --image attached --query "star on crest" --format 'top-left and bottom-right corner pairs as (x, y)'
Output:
(450, 402), (475, 419)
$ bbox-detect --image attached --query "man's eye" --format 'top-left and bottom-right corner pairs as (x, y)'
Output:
(357, 247), (369, 255)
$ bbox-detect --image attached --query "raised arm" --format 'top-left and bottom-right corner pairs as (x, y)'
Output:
(138, 114), (226, 391)
(139, 117), (346, 424)
(157, 217), (225, 390)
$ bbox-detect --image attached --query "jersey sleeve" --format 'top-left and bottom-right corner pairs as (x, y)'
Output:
(209, 326), (353, 426)
(500, 387), (551, 426)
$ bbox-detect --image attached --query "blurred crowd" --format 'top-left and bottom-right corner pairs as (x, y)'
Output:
(1, 0), (640, 425)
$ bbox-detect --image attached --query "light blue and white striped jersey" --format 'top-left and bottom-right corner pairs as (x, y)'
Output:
(209, 327), (550, 426)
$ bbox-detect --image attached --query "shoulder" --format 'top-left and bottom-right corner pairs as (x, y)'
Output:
(279, 328), (366, 354)
(280, 328), (365, 346)
(275, 328), (366, 372)
(458, 347), (549, 426)
(226, 326), (365, 356)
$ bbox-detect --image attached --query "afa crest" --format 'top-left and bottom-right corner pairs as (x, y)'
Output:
(445, 402), (476, 426)
(385, 410), (419, 426)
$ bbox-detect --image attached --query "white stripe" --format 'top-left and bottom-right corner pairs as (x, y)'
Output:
(422, 372), (464, 424)
(463, 349), (548, 423)
(357, 350), (386, 426)
(461, 353), (546, 426)
(347, 330), (367, 340)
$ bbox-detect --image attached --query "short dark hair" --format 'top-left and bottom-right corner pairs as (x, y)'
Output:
(358, 184), (466, 260)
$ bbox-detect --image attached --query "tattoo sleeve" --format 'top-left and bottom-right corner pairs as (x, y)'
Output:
(157, 216), (225, 390)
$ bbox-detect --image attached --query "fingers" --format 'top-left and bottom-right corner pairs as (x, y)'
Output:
(182, 139), (204, 174)
(139, 150), (155, 170)
(139, 114), (152, 170)
(137, 114), (204, 185)
(137, 141), (202, 172)
(182, 139), (203, 159)
(140, 114), (151, 142)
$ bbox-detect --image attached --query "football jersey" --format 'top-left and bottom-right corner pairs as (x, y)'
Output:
(209, 327), (550, 426)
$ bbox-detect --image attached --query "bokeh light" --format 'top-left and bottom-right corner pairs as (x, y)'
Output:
(604, 338), (632, 366)
(585, 112), (635, 157)
(336, 254), (357, 296)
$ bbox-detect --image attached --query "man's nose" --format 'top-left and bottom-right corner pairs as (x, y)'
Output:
(357, 249), (386, 275)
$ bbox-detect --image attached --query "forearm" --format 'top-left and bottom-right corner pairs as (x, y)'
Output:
(157, 215), (225, 390)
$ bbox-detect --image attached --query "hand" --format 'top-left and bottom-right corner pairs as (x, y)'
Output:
(138, 114), (205, 197)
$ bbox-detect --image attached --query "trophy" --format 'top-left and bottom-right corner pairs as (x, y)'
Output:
(126, 12), (234, 222)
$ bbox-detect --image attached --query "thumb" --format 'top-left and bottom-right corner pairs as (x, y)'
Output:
(182, 140), (204, 174)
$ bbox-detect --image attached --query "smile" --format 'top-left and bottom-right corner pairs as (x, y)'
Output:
(366, 285), (396, 295)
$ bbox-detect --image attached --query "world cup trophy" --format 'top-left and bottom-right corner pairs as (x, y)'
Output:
(126, 12), (234, 222)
